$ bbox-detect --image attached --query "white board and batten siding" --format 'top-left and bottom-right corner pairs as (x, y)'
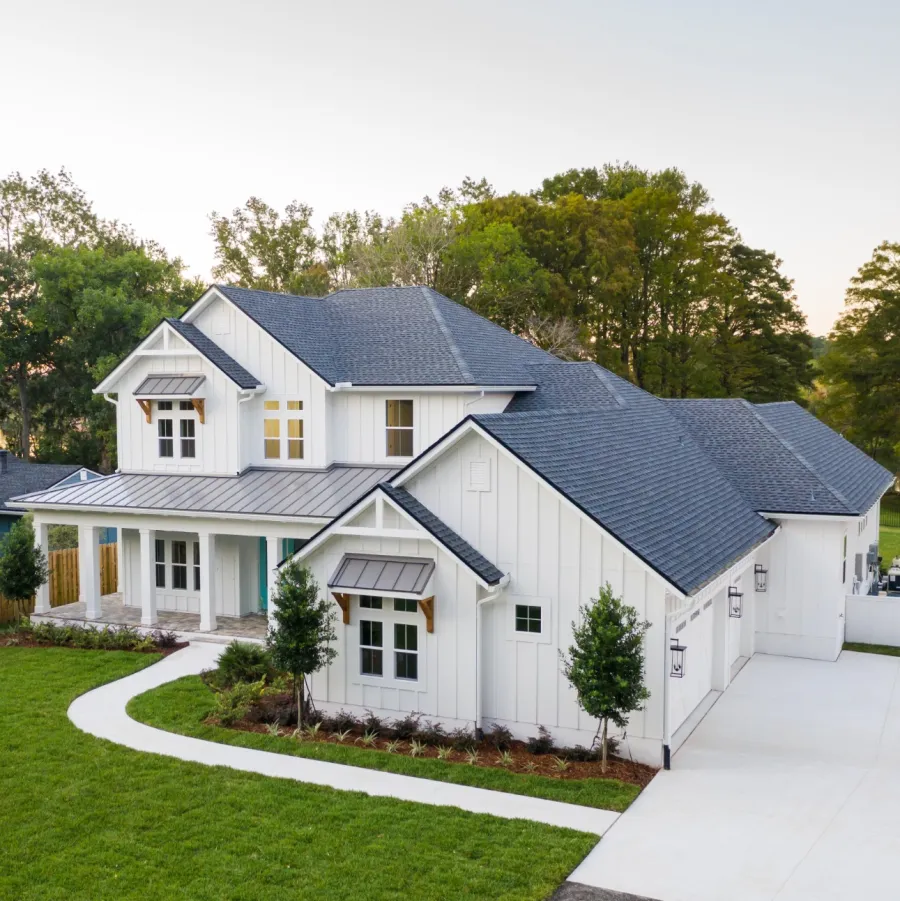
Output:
(117, 331), (240, 475)
(403, 430), (668, 760)
(191, 294), (330, 469)
(302, 531), (480, 727)
(328, 391), (512, 465)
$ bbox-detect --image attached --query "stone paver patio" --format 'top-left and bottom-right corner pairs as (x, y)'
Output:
(35, 594), (267, 640)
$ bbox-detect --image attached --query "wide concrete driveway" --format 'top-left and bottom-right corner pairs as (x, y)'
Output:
(569, 650), (900, 901)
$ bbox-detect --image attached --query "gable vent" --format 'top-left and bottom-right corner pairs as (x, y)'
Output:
(467, 459), (491, 492)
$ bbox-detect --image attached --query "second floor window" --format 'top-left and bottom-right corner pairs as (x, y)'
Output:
(386, 400), (413, 457)
(156, 400), (197, 460)
(180, 419), (196, 458)
(158, 417), (174, 457)
(264, 399), (304, 461)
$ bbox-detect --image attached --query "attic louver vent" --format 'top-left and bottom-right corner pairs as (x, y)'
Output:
(467, 459), (491, 492)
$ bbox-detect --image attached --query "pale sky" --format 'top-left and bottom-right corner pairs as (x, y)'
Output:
(2, 0), (897, 335)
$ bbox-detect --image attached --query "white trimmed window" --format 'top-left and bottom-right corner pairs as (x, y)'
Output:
(355, 595), (423, 686)
(360, 619), (383, 676)
(193, 541), (201, 591)
(172, 541), (188, 590)
(386, 400), (413, 457)
(515, 604), (542, 634)
(507, 596), (551, 644)
(155, 539), (166, 588)
(157, 400), (198, 460)
(264, 399), (304, 461)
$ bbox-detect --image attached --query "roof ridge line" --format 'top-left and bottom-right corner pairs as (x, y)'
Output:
(743, 400), (853, 511)
(587, 364), (628, 408)
(420, 286), (475, 384)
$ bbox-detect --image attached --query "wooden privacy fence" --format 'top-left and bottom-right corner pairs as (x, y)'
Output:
(0, 542), (118, 624)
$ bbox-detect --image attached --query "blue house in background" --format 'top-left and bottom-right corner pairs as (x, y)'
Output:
(0, 449), (109, 545)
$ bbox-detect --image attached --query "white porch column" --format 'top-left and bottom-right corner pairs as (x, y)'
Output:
(78, 525), (101, 620)
(139, 528), (157, 626)
(33, 518), (51, 614)
(198, 531), (217, 632)
(266, 535), (281, 627)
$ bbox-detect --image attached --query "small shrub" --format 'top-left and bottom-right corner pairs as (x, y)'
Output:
(215, 679), (265, 726)
(390, 712), (421, 740)
(322, 709), (358, 733)
(465, 748), (480, 766)
(356, 731), (378, 747)
(416, 720), (446, 746)
(522, 761), (538, 773)
(551, 756), (570, 773)
(362, 710), (388, 737)
(526, 725), (554, 755)
(448, 726), (477, 751)
(332, 729), (353, 743)
(384, 740), (402, 754)
(486, 722), (513, 750)
(150, 629), (180, 648)
(496, 750), (514, 767)
(265, 721), (281, 736)
(303, 722), (323, 739)
(214, 641), (275, 688)
(436, 746), (453, 760)
(408, 740), (426, 757)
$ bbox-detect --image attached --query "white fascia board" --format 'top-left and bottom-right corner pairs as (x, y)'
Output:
(179, 285), (223, 323)
(17, 501), (329, 527)
(93, 320), (171, 393)
(326, 385), (536, 394)
(759, 511), (856, 521)
(393, 419), (686, 599)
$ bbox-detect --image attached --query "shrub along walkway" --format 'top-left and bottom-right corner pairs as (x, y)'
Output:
(70, 642), (621, 836)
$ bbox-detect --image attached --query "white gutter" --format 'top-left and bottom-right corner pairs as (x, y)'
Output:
(475, 574), (510, 737)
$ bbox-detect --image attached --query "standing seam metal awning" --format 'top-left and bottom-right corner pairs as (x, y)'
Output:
(134, 374), (206, 396)
(328, 553), (435, 596)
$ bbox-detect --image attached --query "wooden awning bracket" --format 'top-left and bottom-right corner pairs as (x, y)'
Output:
(418, 596), (435, 633)
(136, 398), (152, 424)
(332, 592), (351, 625)
(191, 398), (206, 424)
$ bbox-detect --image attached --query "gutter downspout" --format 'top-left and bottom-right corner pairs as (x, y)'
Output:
(663, 613), (672, 770)
(475, 574), (510, 739)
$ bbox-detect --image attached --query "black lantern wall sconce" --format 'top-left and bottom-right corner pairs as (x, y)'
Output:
(670, 637), (686, 678)
(728, 586), (743, 618)
(754, 563), (768, 592)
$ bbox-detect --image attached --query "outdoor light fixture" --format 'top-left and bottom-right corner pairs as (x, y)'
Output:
(670, 637), (686, 678)
(754, 563), (768, 592)
(728, 586), (743, 618)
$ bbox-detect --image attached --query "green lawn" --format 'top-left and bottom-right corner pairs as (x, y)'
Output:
(0, 648), (597, 901)
(844, 642), (900, 657)
(129, 676), (641, 813)
(880, 525), (900, 566)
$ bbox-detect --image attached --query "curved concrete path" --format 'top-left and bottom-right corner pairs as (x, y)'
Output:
(68, 643), (619, 836)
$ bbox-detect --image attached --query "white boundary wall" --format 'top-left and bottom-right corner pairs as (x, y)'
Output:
(846, 594), (900, 647)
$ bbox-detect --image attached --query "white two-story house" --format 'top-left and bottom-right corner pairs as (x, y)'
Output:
(14, 284), (893, 767)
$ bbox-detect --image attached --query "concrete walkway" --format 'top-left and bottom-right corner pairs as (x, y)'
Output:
(570, 651), (900, 900)
(67, 643), (619, 836)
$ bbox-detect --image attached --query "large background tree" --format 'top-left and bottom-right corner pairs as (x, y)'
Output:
(815, 241), (900, 469)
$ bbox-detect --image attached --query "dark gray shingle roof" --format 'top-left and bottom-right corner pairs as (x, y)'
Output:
(506, 362), (647, 412)
(755, 402), (894, 515)
(214, 285), (553, 387)
(166, 319), (261, 389)
(380, 483), (505, 585)
(14, 465), (397, 520)
(1, 455), (85, 514)
(471, 406), (775, 595)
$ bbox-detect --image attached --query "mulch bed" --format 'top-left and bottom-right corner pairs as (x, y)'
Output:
(0, 636), (189, 655)
(219, 712), (656, 788)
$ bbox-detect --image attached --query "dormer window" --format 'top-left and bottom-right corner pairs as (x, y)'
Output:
(386, 400), (413, 457)
(264, 399), (304, 461)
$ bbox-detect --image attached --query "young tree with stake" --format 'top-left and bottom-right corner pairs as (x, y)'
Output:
(266, 561), (337, 727)
(562, 584), (651, 772)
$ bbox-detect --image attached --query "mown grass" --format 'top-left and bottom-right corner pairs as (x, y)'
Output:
(0, 648), (597, 901)
(129, 675), (642, 813)
(844, 641), (900, 658)
(879, 525), (900, 566)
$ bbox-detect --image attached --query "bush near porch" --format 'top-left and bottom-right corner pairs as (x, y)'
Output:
(0, 647), (597, 901)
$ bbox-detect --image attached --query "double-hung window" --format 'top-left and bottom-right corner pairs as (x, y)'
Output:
(357, 596), (420, 683)
(172, 541), (188, 590)
(157, 401), (174, 457)
(360, 620), (383, 676)
(386, 400), (413, 457)
(179, 401), (196, 457)
(155, 539), (166, 588)
(264, 399), (304, 461)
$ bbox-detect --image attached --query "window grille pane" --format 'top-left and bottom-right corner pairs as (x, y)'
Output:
(158, 419), (173, 436)
(264, 439), (280, 459)
(287, 420), (303, 438)
(287, 400), (303, 410)
(180, 420), (195, 437)
(264, 419), (280, 437)
(386, 429), (413, 457)
(264, 400), (279, 410)
(155, 539), (166, 588)
(514, 603), (542, 633)
(386, 400), (413, 428)
(157, 401), (172, 411)
(172, 541), (187, 590)
(193, 541), (200, 591)
(360, 596), (382, 609)
(361, 648), (383, 676)
(287, 440), (303, 459)
(393, 598), (417, 613)
(179, 400), (193, 411)
(395, 651), (418, 680)
(394, 623), (417, 651)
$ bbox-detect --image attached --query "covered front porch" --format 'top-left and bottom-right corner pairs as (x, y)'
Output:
(33, 593), (269, 641)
